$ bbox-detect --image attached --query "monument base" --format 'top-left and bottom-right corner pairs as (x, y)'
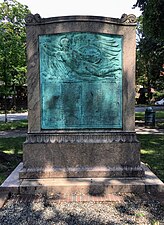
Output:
(1, 163), (163, 197)
(20, 132), (144, 179)
(19, 166), (144, 179)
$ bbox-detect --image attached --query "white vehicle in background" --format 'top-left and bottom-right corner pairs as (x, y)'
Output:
(155, 98), (164, 105)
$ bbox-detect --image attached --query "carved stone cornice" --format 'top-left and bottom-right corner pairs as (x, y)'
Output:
(25, 14), (136, 26)
(25, 13), (42, 25)
(120, 14), (137, 24)
(25, 132), (139, 144)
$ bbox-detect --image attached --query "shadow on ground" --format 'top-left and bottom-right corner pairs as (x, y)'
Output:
(0, 193), (164, 225)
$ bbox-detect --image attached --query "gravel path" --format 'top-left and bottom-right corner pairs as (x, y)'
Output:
(0, 194), (164, 225)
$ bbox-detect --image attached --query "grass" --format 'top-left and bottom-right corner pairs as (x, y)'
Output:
(0, 120), (28, 131)
(135, 111), (164, 128)
(0, 137), (25, 184)
(135, 111), (164, 121)
(137, 134), (164, 182)
(135, 111), (164, 120)
(0, 109), (27, 114)
(0, 135), (163, 185)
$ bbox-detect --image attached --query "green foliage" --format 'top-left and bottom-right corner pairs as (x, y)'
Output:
(134, 0), (164, 93)
(135, 212), (145, 218)
(0, 136), (25, 184)
(151, 220), (160, 225)
(134, 0), (164, 40)
(0, 136), (24, 155)
(0, 119), (27, 131)
(153, 91), (164, 101)
(0, 0), (30, 96)
(136, 34), (164, 90)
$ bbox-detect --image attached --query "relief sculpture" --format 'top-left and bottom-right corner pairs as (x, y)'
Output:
(39, 32), (122, 81)
(39, 32), (122, 129)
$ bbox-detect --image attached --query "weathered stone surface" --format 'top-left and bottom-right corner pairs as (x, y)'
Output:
(39, 32), (123, 129)
(19, 163), (163, 196)
(26, 15), (136, 132)
(19, 166), (144, 179)
(21, 14), (142, 181)
(0, 163), (22, 194)
(1, 163), (163, 197)
(23, 141), (140, 169)
(25, 132), (139, 144)
(21, 131), (143, 178)
(1, 16), (163, 197)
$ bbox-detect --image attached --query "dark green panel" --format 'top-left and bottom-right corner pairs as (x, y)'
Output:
(62, 83), (82, 127)
(39, 32), (122, 129)
(81, 80), (122, 128)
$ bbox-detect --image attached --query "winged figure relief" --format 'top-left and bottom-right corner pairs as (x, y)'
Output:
(39, 33), (122, 81)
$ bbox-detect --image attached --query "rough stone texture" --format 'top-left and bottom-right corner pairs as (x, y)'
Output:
(21, 131), (143, 178)
(1, 163), (163, 197)
(0, 163), (22, 193)
(19, 163), (164, 196)
(21, 14), (142, 180)
(21, 139), (142, 178)
(23, 143), (140, 168)
(0, 193), (8, 209)
(26, 15), (136, 132)
(20, 166), (144, 180)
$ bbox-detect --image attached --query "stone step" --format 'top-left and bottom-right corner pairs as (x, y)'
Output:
(0, 163), (164, 200)
(20, 177), (146, 196)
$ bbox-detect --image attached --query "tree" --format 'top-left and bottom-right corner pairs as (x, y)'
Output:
(0, 0), (30, 120)
(133, 0), (164, 40)
(134, 0), (164, 102)
(136, 32), (164, 89)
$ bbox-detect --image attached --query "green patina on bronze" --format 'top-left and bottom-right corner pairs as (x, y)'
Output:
(39, 32), (122, 129)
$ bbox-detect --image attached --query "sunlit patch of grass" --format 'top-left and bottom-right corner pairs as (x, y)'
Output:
(137, 134), (164, 182)
(0, 137), (25, 155)
(141, 149), (155, 155)
(3, 149), (23, 155)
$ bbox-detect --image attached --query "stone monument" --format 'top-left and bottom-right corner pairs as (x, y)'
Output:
(20, 14), (145, 193)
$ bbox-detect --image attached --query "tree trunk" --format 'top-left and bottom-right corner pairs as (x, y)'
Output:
(4, 94), (7, 123)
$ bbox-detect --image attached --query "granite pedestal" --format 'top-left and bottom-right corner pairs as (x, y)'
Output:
(16, 14), (154, 195)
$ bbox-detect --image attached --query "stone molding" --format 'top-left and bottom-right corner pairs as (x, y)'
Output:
(25, 14), (136, 26)
(120, 14), (137, 24)
(25, 132), (139, 144)
(26, 13), (136, 132)
(25, 13), (42, 24)
(19, 165), (144, 179)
